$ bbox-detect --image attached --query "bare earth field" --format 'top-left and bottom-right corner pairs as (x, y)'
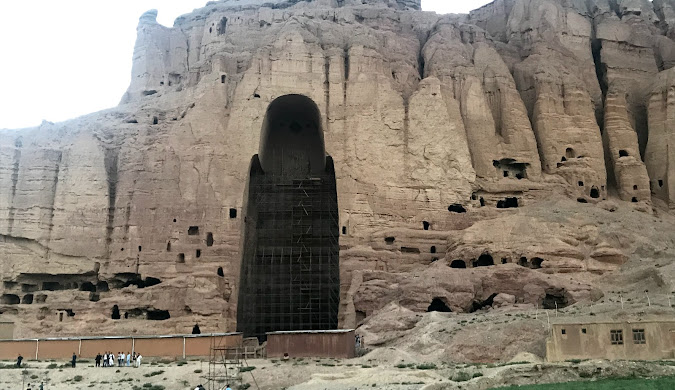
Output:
(1, 355), (674, 390)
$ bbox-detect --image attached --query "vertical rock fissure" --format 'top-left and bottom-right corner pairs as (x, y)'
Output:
(104, 149), (119, 256)
(7, 148), (21, 234)
(46, 152), (63, 251)
(324, 53), (331, 133)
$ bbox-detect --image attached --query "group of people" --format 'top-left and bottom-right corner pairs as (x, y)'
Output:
(94, 351), (142, 368)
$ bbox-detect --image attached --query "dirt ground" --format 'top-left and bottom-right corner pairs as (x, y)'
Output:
(1, 354), (673, 390)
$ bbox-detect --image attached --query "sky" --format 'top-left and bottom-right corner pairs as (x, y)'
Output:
(0, 0), (493, 129)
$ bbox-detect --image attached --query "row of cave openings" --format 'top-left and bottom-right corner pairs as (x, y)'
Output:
(446, 254), (544, 270)
(425, 287), (566, 314)
(110, 305), (170, 321)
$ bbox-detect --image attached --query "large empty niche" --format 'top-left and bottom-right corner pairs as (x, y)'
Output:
(427, 298), (452, 312)
(493, 159), (528, 180)
(238, 94), (339, 341)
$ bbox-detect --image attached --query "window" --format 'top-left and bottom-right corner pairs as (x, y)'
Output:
(561, 329), (566, 335)
(582, 328), (587, 334)
(632, 329), (646, 344)
(610, 330), (623, 345)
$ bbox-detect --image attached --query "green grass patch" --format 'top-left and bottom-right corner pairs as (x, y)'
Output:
(143, 370), (164, 377)
(240, 366), (256, 372)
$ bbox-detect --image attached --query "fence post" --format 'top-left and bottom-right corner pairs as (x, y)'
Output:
(132, 338), (135, 356)
(78, 339), (82, 355)
(183, 337), (186, 359)
(35, 339), (39, 360)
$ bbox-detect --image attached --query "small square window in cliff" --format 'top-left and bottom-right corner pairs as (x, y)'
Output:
(561, 329), (566, 335)
(501, 258), (508, 264)
(423, 221), (430, 230)
(342, 226), (347, 235)
(479, 197), (485, 207)
(590, 187), (600, 199)
(582, 328), (587, 334)
(430, 246), (437, 254)
(230, 208), (237, 218)
(632, 197), (638, 203)
(192, 324), (201, 335)
(152, 117), (158, 125)
(21, 294), (33, 304)
(138, 246), (142, 252)
(385, 237), (395, 244)
(217, 267), (224, 277)
(206, 232), (214, 247)
(196, 249), (201, 258)
(448, 204), (466, 213)
(167, 242), (171, 251)
(659, 180), (664, 188)
(619, 150), (628, 157)
(221, 75), (226, 83)
(633, 185), (638, 190)
(178, 253), (185, 263)
(96, 281), (109, 292)
(188, 226), (199, 235)
(578, 181), (584, 187)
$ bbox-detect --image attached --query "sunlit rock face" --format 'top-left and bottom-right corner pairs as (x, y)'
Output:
(1, 0), (675, 344)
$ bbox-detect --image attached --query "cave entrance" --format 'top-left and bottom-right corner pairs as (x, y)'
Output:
(427, 298), (452, 312)
(474, 254), (494, 267)
(450, 260), (466, 269)
(237, 94), (340, 341)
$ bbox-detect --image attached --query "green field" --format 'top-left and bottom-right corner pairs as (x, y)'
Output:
(491, 376), (675, 390)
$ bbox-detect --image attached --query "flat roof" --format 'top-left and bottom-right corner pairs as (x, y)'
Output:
(552, 320), (675, 326)
(266, 329), (354, 335)
(0, 332), (242, 342)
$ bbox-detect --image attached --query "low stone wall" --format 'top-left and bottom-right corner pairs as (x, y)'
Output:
(0, 333), (242, 361)
(266, 329), (355, 359)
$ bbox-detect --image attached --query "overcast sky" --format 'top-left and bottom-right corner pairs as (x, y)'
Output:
(0, 0), (493, 129)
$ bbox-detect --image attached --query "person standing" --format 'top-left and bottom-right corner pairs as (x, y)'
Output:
(95, 352), (101, 367)
(71, 352), (77, 368)
(136, 353), (142, 368)
(16, 354), (23, 368)
(117, 352), (122, 367)
(103, 352), (108, 367)
(39, 382), (44, 390)
(108, 352), (114, 368)
(126, 351), (131, 367)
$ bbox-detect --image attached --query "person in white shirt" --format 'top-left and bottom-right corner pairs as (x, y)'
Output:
(136, 353), (142, 368)
(108, 353), (114, 368)
(126, 352), (131, 367)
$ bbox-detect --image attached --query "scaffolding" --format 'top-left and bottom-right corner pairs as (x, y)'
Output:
(206, 336), (243, 390)
(238, 171), (340, 340)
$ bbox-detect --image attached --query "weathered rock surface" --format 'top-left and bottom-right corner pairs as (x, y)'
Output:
(1, 0), (674, 340)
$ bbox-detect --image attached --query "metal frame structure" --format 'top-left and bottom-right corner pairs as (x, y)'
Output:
(238, 167), (340, 341)
(206, 336), (243, 390)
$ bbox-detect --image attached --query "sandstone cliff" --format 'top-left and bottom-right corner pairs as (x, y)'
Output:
(0, 0), (674, 348)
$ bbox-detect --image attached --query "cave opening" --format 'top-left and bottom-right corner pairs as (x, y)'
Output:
(237, 94), (340, 341)
(96, 281), (109, 292)
(531, 257), (544, 269)
(80, 282), (96, 292)
(111, 305), (121, 320)
(497, 197), (519, 209)
(450, 260), (466, 269)
(475, 254), (494, 267)
(448, 204), (467, 213)
(217, 267), (224, 277)
(21, 294), (33, 304)
(206, 232), (214, 247)
(423, 221), (430, 230)
(192, 324), (201, 334)
(470, 293), (498, 312)
(542, 289), (568, 309)
(590, 187), (600, 199)
(147, 309), (171, 321)
(0, 294), (19, 304)
(427, 298), (452, 312)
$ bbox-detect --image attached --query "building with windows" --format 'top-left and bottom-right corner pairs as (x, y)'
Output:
(546, 319), (675, 361)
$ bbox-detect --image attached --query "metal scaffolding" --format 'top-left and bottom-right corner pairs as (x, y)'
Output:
(206, 336), (243, 390)
(238, 171), (340, 341)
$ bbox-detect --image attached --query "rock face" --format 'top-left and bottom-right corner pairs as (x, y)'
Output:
(1, 0), (675, 341)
